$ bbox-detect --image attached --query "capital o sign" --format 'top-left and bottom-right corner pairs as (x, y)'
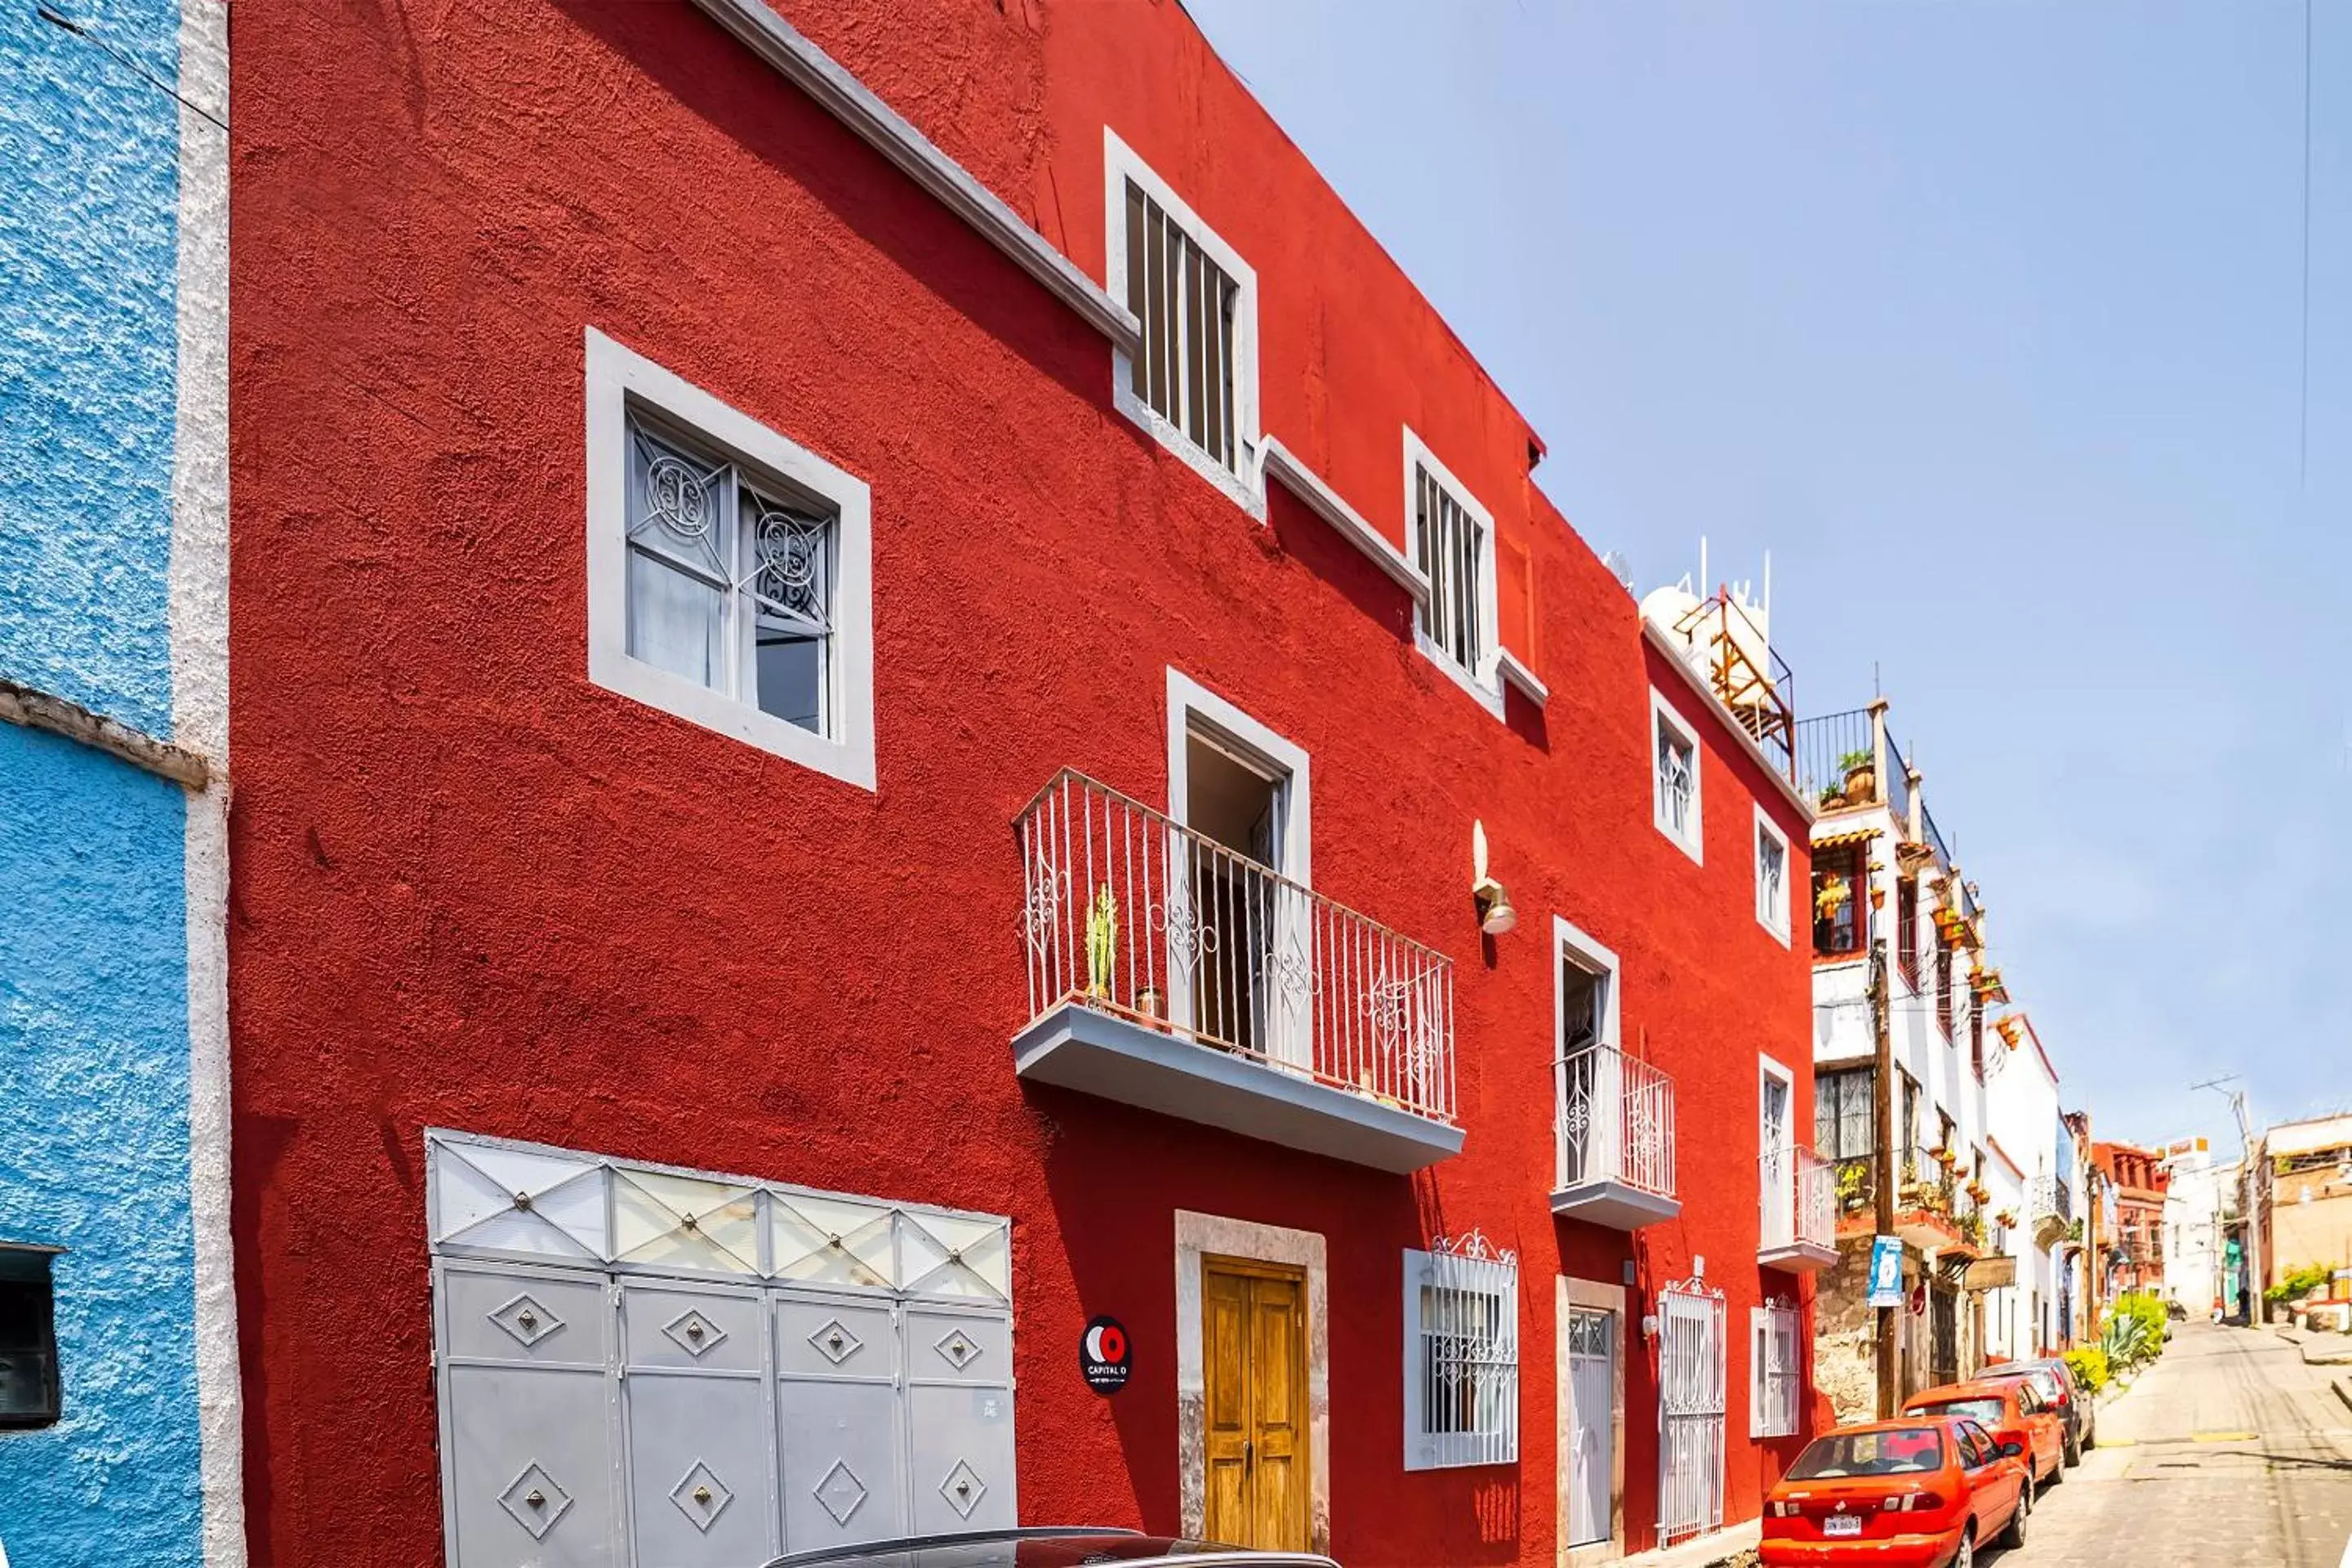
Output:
(1080, 1315), (1131, 1395)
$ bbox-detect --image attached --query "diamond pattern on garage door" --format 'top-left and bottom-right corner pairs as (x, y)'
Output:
(427, 1130), (1017, 1568)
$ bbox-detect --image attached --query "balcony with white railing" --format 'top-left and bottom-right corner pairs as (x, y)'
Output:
(1759, 1146), (1838, 1271)
(1551, 1044), (1679, 1227)
(1013, 770), (1464, 1174)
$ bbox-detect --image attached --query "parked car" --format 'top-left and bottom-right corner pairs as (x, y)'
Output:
(1761, 1417), (2031, 1568)
(1986, 1356), (2096, 1463)
(1903, 1378), (2064, 1487)
(765, 1529), (1339, 1568)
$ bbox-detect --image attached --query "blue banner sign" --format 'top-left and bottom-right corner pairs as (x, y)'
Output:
(1868, 1235), (1904, 1307)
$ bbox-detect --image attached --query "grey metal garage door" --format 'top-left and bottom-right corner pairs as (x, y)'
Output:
(426, 1129), (1016, 1568)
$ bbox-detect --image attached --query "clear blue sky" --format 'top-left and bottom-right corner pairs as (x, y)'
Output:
(1187, 0), (2348, 1152)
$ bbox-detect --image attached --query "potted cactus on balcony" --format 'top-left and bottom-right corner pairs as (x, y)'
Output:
(1084, 886), (1118, 1000)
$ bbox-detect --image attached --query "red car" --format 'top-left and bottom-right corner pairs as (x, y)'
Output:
(1761, 1415), (2032, 1568)
(1904, 1378), (2065, 1487)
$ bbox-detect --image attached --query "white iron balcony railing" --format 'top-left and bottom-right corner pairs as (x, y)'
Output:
(1016, 769), (1457, 1126)
(1759, 1146), (1838, 1266)
(1556, 1044), (1676, 1200)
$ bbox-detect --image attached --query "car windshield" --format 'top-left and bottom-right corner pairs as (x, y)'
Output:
(1787, 1428), (1945, 1479)
(1910, 1396), (2006, 1427)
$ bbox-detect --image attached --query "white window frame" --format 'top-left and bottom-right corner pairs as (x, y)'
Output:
(1401, 427), (1503, 718)
(1165, 667), (1312, 885)
(1748, 1301), (1802, 1438)
(585, 328), (875, 791)
(1103, 127), (1263, 518)
(1402, 1245), (1520, 1470)
(1753, 806), (1792, 945)
(1650, 688), (1703, 864)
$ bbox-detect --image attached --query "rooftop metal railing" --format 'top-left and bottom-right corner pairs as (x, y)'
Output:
(1795, 707), (1873, 809)
(1016, 770), (1458, 1125)
(1673, 590), (1796, 779)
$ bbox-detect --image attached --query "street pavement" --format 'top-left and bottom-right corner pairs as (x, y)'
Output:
(2018, 1319), (2352, 1567)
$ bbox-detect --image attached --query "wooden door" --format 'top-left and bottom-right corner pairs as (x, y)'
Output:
(1204, 1258), (1309, 1552)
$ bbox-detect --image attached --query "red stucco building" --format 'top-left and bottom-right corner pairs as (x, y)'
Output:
(2092, 1142), (2167, 1301)
(225, 2), (1824, 1565)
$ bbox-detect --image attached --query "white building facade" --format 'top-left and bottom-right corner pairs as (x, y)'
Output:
(2160, 1139), (2224, 1313)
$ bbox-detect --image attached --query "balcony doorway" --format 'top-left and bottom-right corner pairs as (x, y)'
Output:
(1165, 670), (1315, 1076)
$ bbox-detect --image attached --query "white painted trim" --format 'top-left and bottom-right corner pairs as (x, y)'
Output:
(1753, 804), (1793, 947)
(1401, 426), (1504, 719)
(1649, 688), (1704, 866)
(584, 327), (877, 791)
(1497, 646), (1549, 706)
(1174, 1211), (1330, 1554)
(1258, 437), (1428, 603)
(1553, 914), (1624, 1052)
(683, 0), (1139, 353)
(1640, 618), (1815, 821)
(1104, 127), (1264, 517)
(1165, 668), (1312, 887)
(170, 0), (246, 1557)
(1401, 1245), (1521, 1470)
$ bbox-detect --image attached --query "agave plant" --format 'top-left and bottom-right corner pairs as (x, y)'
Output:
(1085, 885), (1119, 999)
(2100, 1312), (2155, 1368)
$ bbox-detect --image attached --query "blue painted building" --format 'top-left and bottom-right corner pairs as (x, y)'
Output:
(0, 1), (240, 1562)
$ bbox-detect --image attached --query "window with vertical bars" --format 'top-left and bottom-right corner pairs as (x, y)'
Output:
(1934, 942), (1953, 1039)
(1815, 1067), (1875, 1162)
(1749, 1303), (1802, 1438)
(1403, 1248), (1519, 1469)
(1122, 180), (1240, 473)
(1896, 877), (1921, 990)
(1414, 466), (1487, 675)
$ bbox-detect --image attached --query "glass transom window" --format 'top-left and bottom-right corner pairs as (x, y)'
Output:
(626, 416), (835, 737)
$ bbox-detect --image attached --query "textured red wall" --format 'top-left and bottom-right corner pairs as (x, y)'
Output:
(225, 2), (1815, 1565)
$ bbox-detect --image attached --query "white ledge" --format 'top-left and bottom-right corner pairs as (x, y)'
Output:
(1640, 618), (1815, 822)
(686, 0), (1141, 353)
(1496, 647), (1548, 706)
(1258, 436), (1428, 603)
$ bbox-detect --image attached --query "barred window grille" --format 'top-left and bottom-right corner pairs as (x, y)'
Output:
(1749, 1303), (1802, 1438)
(624, 412), (837, 737)
(1403, 1247), (1519, 1469)
(1122, 180), (1240, 473)
(1756, 822), (1788, 933)
(1657, 729), (1695, 837)
(1414, 466), (1486, 675)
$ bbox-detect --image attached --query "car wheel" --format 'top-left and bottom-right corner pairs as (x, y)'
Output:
(2063, 1432), (2082, 1467)
(2001, 1479), (2032, 1549)
(1954, 1529), (1975, 1568)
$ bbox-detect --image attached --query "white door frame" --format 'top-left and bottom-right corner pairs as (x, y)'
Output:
(1558, 1277), (1627, 1568)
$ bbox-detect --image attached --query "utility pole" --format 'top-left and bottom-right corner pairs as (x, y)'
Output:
(1872, 937), (1898, 1419)
(2197, 1076), (2260, 1312)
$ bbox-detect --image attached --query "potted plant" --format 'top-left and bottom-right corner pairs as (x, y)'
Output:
(1814, 874), (1851, 921)
(1838, 748), (1877, 804)
(1084, 885), (1118, 1000)
(1931, 1146), (1958, 1169)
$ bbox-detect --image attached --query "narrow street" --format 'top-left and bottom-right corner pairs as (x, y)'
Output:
(2025, 1322), (2352, 1567)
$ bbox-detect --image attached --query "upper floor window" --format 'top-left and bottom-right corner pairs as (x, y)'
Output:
(1755, 809), (1791, 944)
(1895, 876), (1921, 990)
(1650, 690), (1703, 862)
(1403, 1244), (1519, 1470)
(1934, 941), (1953, 1040)
(1104, 130), (1258, 508)
(585, 329), (875, 791)
(1401, 430), (1502, 713)
(1811, 839), (1867, 956)
(1815, 1067), (1874, 1162)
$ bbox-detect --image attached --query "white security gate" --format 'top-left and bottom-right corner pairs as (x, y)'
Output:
(1565, 1306), (1614, 1548)
(1657, 1279), (1726, 1545)
(427, 1131), (1015, 1567)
